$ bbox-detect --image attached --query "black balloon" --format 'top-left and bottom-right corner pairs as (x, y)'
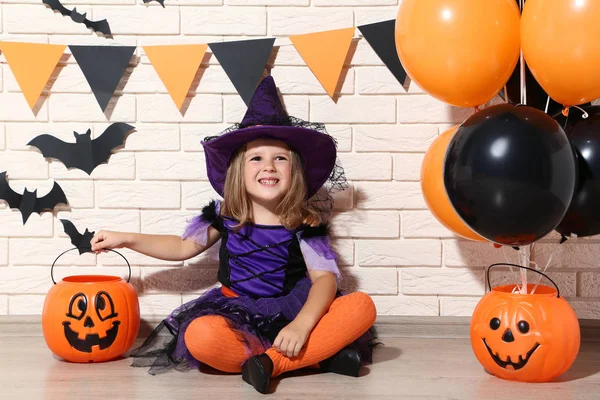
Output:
(443, 104), (576, 246)
(554, 106), (600, 238)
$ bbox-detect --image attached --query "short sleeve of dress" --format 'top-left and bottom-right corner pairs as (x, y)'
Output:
(181, 200), (221, 247)
(296, 223), (342, 284)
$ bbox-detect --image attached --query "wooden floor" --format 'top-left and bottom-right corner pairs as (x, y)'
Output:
(1, 336), (599, 399)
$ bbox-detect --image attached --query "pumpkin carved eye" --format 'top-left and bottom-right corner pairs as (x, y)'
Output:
(95, 291), (118, 322)
(518, 320), (530, 334)
(490, 317), (501, 330)
(66, 293), (87, 320)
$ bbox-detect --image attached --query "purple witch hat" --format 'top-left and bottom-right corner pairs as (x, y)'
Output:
(202, 76), (338, 199)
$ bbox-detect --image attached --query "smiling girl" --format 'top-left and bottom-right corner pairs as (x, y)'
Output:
(90, 76), (376, 394)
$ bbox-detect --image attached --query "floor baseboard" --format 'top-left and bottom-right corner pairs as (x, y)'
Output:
(2, 315), (600, 341)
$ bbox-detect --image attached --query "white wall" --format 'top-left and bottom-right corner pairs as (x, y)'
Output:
(0, 0), (597, 318)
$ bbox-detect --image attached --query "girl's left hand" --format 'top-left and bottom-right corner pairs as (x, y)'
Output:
(272, 321), (311, 358)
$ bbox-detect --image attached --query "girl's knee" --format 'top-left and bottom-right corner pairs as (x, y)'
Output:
(352, 292), (377, 325)
(184, 316), (227, 357)
(184, 316), (247, 373)
(336, 292), (377, 325)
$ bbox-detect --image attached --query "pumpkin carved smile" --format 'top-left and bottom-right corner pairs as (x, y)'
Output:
(42, 251), (140, 363)
(482, 338), (540, 370)
(63, 320), (120, 353)
(470, 266), (581, 382)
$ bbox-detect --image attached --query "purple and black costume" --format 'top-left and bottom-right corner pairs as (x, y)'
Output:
(130, 200), (371, 375)
(130, 76), (374, 377)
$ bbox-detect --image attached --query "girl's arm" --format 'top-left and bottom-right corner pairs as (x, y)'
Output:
(293, 270), (337, 329)
(90, 226), (221, 261)
(272, 269), (337, 357)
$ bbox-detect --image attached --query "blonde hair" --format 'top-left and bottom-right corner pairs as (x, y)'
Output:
(220, 142), (322, 229)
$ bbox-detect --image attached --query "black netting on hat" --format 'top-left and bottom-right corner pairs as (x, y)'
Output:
(204, 115), (348, 218)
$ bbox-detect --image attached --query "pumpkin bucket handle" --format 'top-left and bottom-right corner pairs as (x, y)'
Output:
(487, 263), (560, 298)
(50, 247), (131, 284)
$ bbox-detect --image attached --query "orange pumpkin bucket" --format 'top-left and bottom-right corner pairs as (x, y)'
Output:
(42, 248), (140, 363)
(470, 263), (580, 382)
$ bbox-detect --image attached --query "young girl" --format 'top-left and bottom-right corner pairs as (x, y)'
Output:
(90, 76), (377, 394)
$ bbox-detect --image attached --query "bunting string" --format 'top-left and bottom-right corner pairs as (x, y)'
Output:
(0, 20), (408, 113)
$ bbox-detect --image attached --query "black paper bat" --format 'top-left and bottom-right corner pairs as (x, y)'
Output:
(42, 0), (112, 37)
(0, 171), (68, 224)
(27, 123), (135, 175)
(60, 219), (95, 254)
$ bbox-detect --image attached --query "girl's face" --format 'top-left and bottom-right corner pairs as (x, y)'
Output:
(244, 139), (292, 206)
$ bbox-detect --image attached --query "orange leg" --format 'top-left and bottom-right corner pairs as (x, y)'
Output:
(266, 292), (376, 377)
(184, 315), (264, 373)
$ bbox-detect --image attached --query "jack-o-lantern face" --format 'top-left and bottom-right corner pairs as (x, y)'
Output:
(470, 284), (580, 382)
(477, 301), (540, 371)
(43, 275), (140, 363)
(63, 291), (120, 353)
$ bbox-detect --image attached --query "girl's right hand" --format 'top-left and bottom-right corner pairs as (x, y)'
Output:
(90, 230), (130, 253)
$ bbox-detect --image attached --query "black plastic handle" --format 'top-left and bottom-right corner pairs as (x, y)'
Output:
(487, 263), (560, 298)
(51, 247), (131, 284)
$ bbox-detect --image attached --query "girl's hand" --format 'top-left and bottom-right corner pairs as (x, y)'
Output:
(90, 230), (129, 253)
(272, 320), (311, 358)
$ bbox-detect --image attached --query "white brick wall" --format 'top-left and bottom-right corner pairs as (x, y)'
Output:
(1, 1), (598, 319)
(0, 239), (8, 265)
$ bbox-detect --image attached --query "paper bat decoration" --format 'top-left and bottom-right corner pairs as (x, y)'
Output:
(27, 123), (135, 175)
(143, 0), (165, 7)
(0, 171), (68, 224)
(42, 0), (112, 37)
(60, 219), (95, 254)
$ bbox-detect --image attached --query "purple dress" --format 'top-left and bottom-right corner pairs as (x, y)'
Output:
(130, 201), (373, 375)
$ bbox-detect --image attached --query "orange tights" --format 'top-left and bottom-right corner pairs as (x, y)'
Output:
(184, 292), (376, 377)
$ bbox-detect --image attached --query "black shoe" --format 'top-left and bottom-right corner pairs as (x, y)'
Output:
(319, 346), (362, 377)
(242, 353), (273, 394)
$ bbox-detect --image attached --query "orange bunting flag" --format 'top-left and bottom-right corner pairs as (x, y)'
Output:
(290, 27), (355, 98)
(143, 44), (209, 109)
(0, 42), (66, 109)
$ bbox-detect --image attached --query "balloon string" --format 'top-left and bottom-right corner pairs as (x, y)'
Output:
(571, 105), (589, 119)
(501, 245), (517, 274)
(531, 246), (555, 295)
(518, 246), (530, 294)
(562, 104), (588, 129)
(519, 0), (526, 105)
(544, 96), (550, 114)
(520, 53), (526, 105)
(502, 246), (518, 273)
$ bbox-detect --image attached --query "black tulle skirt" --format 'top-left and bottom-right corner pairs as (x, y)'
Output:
(130, 278), (375, 375)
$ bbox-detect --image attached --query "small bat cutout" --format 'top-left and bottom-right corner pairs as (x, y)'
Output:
(60, 219), (95, 254)
(42, 0), (112, 37)
(143, 0), (165, 7)
(0, 172), (68, 224)
(28, 123), (135, 175)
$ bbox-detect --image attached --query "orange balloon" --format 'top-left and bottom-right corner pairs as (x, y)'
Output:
(521, 0), (600, 106)
(421, 126), (486, 241)
(396, 0), (521, 107)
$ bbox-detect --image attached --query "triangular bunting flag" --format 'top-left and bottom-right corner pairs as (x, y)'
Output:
(209, 38), (275, 105)
(358, 20), (408, 88)
(0, 42), (66, 109)
(69, 45), (136, 112)
(290, 27), (355, 98)
(143, 44), (208, 109)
